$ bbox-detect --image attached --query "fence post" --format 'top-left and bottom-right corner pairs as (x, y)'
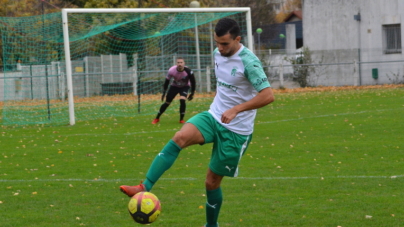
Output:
(101, 55), (105, 84)
(109, 54), (113, 82)
(132, 54), (138, 96)
(84, 57), (89, 97)
(353, 60), (358, 86)
(206, 66), (211, 93)
(197, 69), (202, 93)
(119, 53), (125, 83)
(279, 63), (284, 88)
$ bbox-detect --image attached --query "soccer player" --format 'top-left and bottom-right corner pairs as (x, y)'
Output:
(151, 57), (196, 124)
(121, 18), (275, 227)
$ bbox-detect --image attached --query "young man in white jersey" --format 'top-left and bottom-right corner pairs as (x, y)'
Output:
(120, 18), (275, 227)
(152, 57), (196, 124)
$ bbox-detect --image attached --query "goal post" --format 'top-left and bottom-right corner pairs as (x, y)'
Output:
(0, 7), (252, 126)
(62, 7), (253, 126)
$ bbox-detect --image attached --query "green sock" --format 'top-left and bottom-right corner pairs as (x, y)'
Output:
(205, 187), (222, 227)
(143, 139), (181, 191)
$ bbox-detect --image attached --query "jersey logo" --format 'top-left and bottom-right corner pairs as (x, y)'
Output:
(207, 202), (217, 209)
(225, 165), (235, 172)
(215, 62), (219, 69)
(231, 67), (237, 77)
(217, 80), (238, 92)
(253, 78), (269, 87)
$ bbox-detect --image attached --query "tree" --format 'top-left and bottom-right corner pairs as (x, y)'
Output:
(64, 0), (87, 8)
(0, 0), (278, 69)
(81, 0), (276, 28)
(194, 0), (276, 28)
(275, 0), (302, 23)
(1, 0), (277, 27)
(0, 0), (78, 17)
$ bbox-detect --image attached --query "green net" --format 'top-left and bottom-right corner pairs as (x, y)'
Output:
(0, 10), (250, 126)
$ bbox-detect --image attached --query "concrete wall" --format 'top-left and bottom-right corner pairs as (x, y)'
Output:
(0, 72), (23, 102)
(303, 0), (403, 51)
(303, 0), (404, 86)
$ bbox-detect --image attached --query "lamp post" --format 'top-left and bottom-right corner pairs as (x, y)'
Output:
(354, 12), (362, 86)
(190, 1), (201, 92)
(256, 28), (262, 54)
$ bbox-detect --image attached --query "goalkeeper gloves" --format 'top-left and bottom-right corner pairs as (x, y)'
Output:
(187, 93), (194, 101)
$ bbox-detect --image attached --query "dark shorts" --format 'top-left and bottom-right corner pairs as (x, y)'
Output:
(166, 86), (190, 102)
(187, 111), (253, 177)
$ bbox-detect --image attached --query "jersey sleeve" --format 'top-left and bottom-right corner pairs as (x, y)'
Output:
(165, 72), (172, 80)
(185, 67), (196, 93)
(244, 60), (271, 92)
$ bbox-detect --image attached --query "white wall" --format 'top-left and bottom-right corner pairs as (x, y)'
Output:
(303, 0), (403, 52)
(0, 72), (23, 102)
(303, 0), (404, 86)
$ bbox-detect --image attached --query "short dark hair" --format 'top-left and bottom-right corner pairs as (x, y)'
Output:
(214, 18), (241, 39)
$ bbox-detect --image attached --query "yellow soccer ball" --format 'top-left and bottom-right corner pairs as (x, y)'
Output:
(128, 192), (161, 224)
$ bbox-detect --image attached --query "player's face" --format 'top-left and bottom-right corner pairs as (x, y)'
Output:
(214, 32), (241, 57)
(176, 59), (185, 71)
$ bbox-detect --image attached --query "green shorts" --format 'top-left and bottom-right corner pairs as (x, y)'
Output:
(187, 111), (253, 177)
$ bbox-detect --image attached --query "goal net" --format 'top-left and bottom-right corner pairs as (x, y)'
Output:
(1, 8), (252, 126)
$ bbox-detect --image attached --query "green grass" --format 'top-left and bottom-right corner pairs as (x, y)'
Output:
(1, 87), (403, 226)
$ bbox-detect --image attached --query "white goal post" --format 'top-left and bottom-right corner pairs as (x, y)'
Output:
(62, 7), (253, 125)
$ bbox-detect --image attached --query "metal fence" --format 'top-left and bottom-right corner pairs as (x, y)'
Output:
(2, 48), (404, 102)
(258, 48), (404, 88)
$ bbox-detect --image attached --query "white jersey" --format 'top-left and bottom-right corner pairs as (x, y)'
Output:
(208, 44), (271, 135)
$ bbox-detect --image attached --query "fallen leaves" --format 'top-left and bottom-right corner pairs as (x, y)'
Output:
(273, 84), (404, 94)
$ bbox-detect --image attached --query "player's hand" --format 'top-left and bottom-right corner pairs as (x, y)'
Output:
(187, 93), (194, 101)
(161, 93), (165, 102)
(221, 108), (238, 124)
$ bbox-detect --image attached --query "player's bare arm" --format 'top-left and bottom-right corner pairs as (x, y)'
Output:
(221, 87), (274, 124)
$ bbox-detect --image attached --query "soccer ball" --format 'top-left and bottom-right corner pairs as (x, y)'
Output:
(128, 192), (161, 224)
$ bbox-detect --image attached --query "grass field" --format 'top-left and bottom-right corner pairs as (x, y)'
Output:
(1, 85), (403, 226)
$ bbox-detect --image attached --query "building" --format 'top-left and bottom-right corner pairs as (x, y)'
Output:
(255, 10), (303, 51)
(303, 0), (404, 86)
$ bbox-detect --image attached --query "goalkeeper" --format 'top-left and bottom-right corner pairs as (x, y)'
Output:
(151, 57), (196, 124)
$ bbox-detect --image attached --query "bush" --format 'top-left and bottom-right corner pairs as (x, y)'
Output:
(285, 46), (316, 88)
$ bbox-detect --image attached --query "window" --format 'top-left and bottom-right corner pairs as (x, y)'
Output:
(383, 24), (401, 54)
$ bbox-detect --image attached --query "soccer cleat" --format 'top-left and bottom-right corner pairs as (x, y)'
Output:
(120, 183), (146, 197)
(179, 120), (185, 124)
(151, 119), (160, 124)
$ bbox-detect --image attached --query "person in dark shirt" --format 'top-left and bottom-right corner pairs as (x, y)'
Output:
(151, 57), (196, 124)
